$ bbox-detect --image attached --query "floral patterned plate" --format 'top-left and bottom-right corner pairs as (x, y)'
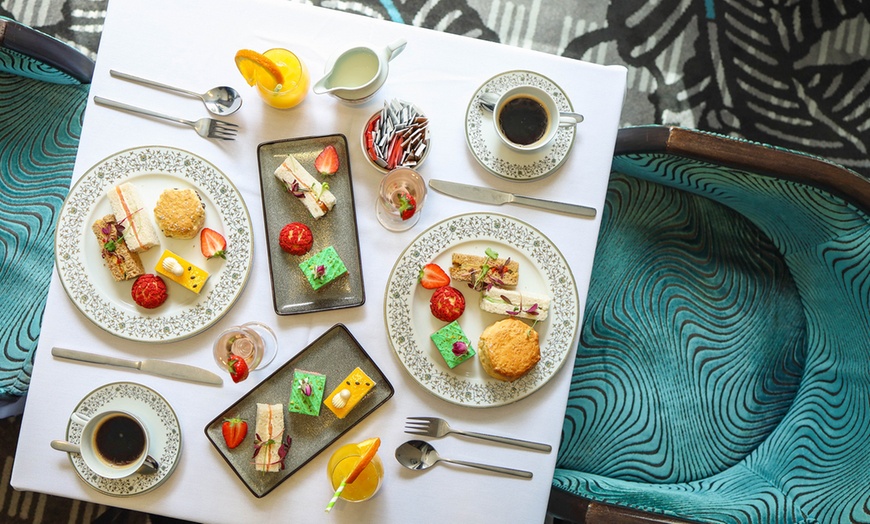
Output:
(384, 213), (579, 407)
(465, 70), (577, 181)
(55, 146), (253, 342)
(64, 382), (181, 496)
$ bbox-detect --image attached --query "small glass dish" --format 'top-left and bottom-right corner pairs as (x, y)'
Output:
(360, 99), (430, 173)
(213, 321), (278, 372)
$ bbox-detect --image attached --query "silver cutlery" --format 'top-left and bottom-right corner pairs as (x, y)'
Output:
(405, 416), (552, 452)
(93, 96), (239, 140)
(429, 179), (597, 218)
(110, 70), (242, 115)
(395, 440), (533, 479)
(51, 347), (223, 385)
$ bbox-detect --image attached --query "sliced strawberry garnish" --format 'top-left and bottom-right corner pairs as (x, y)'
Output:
(418, 263), (450, 289)
(398, 192), (416, 221)
(200, 228), (227, 260)
(314, 145), (340, 176)
(228, 354), (249, 383)
(221, 417), (248, 449)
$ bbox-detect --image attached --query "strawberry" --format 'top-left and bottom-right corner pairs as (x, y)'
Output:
(314, 144), (340, 175)
(430, 286), (466, 322)
(418, 263), (450, 289)
(398, 192), (416, 221)
(227, 354), (249, 383)
(200, 228), (227, 260)
(221, 417), (247, 449)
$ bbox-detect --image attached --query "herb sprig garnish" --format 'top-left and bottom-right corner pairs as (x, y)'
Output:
(252, 434), (292, 470)
(467, 248), (511, 292)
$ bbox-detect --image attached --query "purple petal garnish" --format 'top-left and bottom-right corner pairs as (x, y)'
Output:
(452, 341), (468, 356)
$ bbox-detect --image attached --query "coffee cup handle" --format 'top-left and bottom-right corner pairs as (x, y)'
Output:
(387, 38), (407, 61)
(558, 112), (584, 126)
(138, 455), (160, 475)
(70, 412), (91, 425)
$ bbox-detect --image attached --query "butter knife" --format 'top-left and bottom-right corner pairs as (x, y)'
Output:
(51, 347), (223, 386)
(428, 179), (596, 218)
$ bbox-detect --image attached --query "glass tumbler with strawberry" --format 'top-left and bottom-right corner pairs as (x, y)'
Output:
(376, 167), (427, 231)
(212, 321), (278, 382)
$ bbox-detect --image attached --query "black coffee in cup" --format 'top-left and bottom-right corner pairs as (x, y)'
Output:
(93, 413), (147, 467)
(497, 95), (549, 146)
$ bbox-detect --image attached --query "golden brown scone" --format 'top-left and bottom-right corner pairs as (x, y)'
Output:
(153, 188), (205, 239)
(450, 253), (519, 286)
(478, 318), (540, 381)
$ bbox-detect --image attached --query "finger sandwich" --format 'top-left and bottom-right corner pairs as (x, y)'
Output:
(106, 182), (160, 252)
(255, 403), (285, 472)
(480, 286), (550, 321)
(274, 155), (336, 219)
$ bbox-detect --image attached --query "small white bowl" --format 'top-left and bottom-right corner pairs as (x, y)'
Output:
(360, 101), (430, 173)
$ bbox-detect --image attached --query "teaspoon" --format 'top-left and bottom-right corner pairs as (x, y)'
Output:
(395, 440), (532, 479)
(478, 92), (584, 124)
(50, 439), (160, 475)
(110, 70), (243, 116)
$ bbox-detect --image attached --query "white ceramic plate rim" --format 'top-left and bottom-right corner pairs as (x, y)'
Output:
(54, 146), (253, 342)
(384, 212), (579, 407)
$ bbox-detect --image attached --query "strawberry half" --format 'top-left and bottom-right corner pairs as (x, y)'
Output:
(398, 192), (417, 221)
(200, 228), (227, 260)
(222, 417), (248, 449)
(227, 354), (249, 383)
(314, 145), (340, 175)
(418, 263), (450, 289)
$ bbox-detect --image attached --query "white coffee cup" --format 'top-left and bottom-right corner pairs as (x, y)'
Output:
(69, 410), (153, 479)
(493, 85), (583, 153)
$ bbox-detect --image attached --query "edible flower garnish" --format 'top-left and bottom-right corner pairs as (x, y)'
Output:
(468, 248), (510, 291)
(452, 341), (468, 356)
(252, 434), (293, 470)
(288, 179), (309, 198)
(314, 264), (327, 279)
(299, 377), (313, 397)
(502, 295), (540, 317)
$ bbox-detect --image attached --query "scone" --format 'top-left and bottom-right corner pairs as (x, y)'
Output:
(153, 188), (205, 239)
(478, 318), (540, 382)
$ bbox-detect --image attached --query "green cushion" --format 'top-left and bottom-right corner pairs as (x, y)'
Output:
(553, 132), (870, 523)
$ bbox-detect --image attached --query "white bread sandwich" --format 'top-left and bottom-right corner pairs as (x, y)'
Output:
(106, 182), (160, 252)
(254, 403), (285, 472)
(480, 286), (550, 321)
(274, 155), (336, 219)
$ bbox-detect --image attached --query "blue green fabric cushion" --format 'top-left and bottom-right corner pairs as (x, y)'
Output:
(553, 131), (870, 523)
(0, 24), (89, 399)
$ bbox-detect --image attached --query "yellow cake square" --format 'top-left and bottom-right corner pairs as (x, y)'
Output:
(323, 367), (376, 419)
(155, 249), (209, 293)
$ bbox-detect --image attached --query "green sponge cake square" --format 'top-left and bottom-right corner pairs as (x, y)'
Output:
(288, 369), (326, 416)
(430, 321), (476, 368)
(299, 246), (348, 290)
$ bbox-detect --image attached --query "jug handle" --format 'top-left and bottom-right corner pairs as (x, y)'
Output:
(387, 38), (407, 61)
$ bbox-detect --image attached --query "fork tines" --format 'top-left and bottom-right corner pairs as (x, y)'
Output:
(404, 416), (435, 435)
(211, 120), (239, 141)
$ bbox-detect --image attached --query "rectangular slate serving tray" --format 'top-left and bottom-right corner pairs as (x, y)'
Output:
(257, 135), (365, 315)
(204, 323), (394, 498)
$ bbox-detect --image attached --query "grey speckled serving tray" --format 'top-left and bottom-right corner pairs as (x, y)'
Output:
(204, 323), (394, 498)
(257, 135), (365, 315)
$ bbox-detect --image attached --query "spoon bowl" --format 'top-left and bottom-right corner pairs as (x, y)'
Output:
(395, 440), (533, 478)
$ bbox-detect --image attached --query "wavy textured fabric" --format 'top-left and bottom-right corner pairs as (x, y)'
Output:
(554, 139), (870, 523)
(0, 34), (88, 398)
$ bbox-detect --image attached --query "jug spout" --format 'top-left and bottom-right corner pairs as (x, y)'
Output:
(312, 73), (337, 94)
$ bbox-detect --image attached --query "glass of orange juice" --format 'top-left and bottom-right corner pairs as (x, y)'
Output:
(235, 48), (309, 109)
(326, 441), (384, 502)
(258, 48), (309, 109)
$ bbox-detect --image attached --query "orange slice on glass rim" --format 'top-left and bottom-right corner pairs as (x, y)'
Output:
(345, 437), (381, 483)
(234, 49), (284, 91)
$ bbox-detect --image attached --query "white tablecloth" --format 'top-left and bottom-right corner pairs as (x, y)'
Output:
(12, 0), (626, 522)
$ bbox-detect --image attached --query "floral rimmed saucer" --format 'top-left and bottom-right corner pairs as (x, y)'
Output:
(64, 382), (181, 496)
(465, 70), (577, 181)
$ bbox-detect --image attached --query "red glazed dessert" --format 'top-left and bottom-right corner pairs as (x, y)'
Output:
(279, 222), (314, 255)
(430, 285), (466, 322)
(131, 274), (168, 309)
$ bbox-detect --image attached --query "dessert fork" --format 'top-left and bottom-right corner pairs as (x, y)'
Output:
(93, 96), (239, 140)
(404, 416), (552, 452)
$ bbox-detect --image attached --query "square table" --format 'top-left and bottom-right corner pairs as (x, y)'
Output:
(12, 0), (626, 522)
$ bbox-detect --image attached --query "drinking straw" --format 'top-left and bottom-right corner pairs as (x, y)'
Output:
(324, 477), (348, 513)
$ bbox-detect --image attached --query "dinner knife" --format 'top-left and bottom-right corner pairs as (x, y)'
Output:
(428, 179), (597, 218)
(51, 347), (223, 386)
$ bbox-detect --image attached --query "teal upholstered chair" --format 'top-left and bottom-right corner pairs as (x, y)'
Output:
(549, 126), (870, 523)
(0, 17), (93, 412)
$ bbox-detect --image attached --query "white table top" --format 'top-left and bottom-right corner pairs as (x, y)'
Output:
(12, 0), (626, 522)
